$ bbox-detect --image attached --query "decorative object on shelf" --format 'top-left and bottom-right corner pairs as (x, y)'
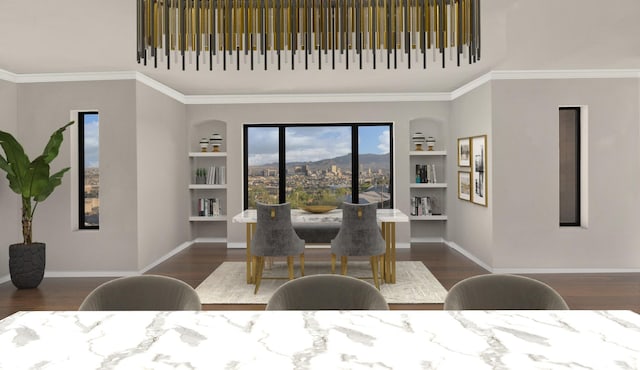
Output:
(471, 135), (488, 206)
(0, 121), (74, 289)
(209, 134), (223, 152)
(195, 168), (207, 184)
(199, 138), (209, 152)
(302, 205), (338, 214)
(426, 136), (436, 151)
(412, 132), (426, 151)
(458, 171), (471, 201)
(136, 0), (481, 71)
(457, 137), (471, 167)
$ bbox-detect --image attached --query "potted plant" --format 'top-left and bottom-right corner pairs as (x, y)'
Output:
(0, 121), (73, 289)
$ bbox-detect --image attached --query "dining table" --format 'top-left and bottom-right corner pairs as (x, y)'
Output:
(232, 208), (409, 284)
(1, 309), (639, 369)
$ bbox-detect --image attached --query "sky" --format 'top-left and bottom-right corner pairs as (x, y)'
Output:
(247, 125), (390, 166)
(84, 113), (99, 168)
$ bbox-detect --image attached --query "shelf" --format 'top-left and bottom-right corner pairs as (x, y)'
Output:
(409, 183), (447, 189)
(409, 215), (448, 221)
(409, 150), (446, 156)
(189, 152), (227, 158)
(189, 215), (227, 222)
(189, 184), (227, 189)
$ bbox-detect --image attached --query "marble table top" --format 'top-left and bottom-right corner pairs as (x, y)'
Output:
(1, 310), (639, 369)
(232, 208), (410, 224)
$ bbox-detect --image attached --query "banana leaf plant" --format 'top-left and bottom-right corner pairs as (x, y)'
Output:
(0, 122), (74, 244)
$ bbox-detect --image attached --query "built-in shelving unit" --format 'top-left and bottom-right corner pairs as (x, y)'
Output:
(409, 120), (447, 242)
(188, 122), (228, 243)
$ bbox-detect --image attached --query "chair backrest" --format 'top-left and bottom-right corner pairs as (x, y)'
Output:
(78, 275), (202, 311)
(331, 202), (385, 256)
(443, 274), (569, 310)
(266, 274), (389, 310)
(251, 202), (304, 256)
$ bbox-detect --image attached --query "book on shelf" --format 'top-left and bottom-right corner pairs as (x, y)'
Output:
(197, 198), (223, 217)
(410, 196), (433, 216)
(415, 164), (437, 183)
(195, 166), (227, 185)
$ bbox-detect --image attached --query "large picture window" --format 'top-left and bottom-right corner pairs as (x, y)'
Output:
(78, 112), (99, 229)
(244, 123), (393, 210)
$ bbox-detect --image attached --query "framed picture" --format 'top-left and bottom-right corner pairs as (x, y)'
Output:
(458, 171), (471, 201)
(457, 137), (471, 167)
(471, 135), (488, 206)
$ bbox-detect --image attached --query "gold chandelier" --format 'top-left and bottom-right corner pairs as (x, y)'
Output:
(136, 0), (480, 71)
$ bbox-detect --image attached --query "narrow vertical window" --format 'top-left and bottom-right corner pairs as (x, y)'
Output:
(559, 107), (580, 226)
(78, 112), (99, 229)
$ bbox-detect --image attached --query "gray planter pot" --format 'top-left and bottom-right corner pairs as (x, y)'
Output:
(9, 242), (46, 289)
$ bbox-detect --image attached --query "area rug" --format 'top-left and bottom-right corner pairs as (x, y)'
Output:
(195, 261), (447, 304)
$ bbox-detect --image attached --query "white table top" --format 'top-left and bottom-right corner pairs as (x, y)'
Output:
(232, 208), (410, 224)
(1, 310), (639, 369)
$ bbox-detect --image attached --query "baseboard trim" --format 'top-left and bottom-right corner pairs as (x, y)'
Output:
(44, 271), (139, 278)
(492, 267), (640, 274)
(192, 237), (227, 244)
(410, 237), (446, 244)
(444, 240), (640, 274)
(0, 274), (10, 285)
(139, 241), (195, 273)
(444, 241), (493, 272)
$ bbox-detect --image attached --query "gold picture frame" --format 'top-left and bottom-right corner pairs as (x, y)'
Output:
(471, 135), (488, 206)
(458, 137), (471, 167)
(458, 171), (471, 201)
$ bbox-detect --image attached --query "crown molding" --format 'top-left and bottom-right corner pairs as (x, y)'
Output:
(0, 68), (638, 104)
(184, 91), (452, 104)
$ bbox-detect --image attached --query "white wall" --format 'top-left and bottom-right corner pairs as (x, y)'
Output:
(448, 83), (494, 266)
(16, 81), (139, 273)
(0, 79), (19, 279)
(186, 101), (451, 246)
(135, 82), (189, 270)
(491, 78), (640, 270)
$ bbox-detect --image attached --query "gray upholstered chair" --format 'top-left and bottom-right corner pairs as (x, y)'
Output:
(78, 274), (201, 311)
(266, 274), (389, 310)
(443, 274), (570, 310)
(251, 202), (305, 294)
(330, 202), (385, 289)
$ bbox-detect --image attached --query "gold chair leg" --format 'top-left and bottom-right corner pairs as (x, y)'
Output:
(341, 256), (348, 275)
(287, 256), (295, 280)
(331, 254), (337, 274)
(254, 256), (265, 294)
(299, 254), (305, 276)
(379, 254), (385, 285)
(370, 256), (380, 290)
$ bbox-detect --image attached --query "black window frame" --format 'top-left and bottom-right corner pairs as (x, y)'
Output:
(78, 111), (99, 230)
(243, 122), (394, 210)
(559, 107), (581, 227)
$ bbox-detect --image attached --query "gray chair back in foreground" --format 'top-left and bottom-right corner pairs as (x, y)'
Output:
(266, 274), (389, 310)
(251, 202), (306, 294)
(443, 273), (569, 310)
(330, 202), (386, 289)
(78, 274), (202, 311)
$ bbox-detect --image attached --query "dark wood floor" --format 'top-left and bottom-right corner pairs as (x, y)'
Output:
(1, 243), (639, 319)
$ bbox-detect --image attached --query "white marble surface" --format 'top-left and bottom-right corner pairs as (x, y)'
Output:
(232, 208), (410, 224)
(1, 310), (639, 369)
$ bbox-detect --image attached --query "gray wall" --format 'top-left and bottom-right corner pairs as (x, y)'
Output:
(16, 81), (140, 274)
(448, 83), (494, 267)
(491, 78), (640, 270)
(135, 82), (189, 270)
(186, 101), (451, 246)
(0, 79), (19, 279)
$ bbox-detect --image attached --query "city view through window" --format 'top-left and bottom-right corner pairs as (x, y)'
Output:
(80, 112), (99, 228)
(245, 124), (392, 210)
